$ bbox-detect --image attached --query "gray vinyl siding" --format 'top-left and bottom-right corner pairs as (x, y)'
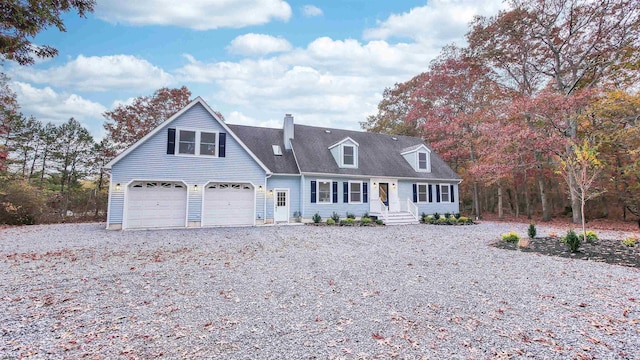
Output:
(266, 175), (301, 220)
(398, 180), (459, 215)
(303, 176), (370, 219)
(108, 103), (266, 225)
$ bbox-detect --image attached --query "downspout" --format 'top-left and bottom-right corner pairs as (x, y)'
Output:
(264, 173), (271, 224)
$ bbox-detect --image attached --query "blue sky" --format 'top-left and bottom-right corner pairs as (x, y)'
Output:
(5, 0), (505, 138)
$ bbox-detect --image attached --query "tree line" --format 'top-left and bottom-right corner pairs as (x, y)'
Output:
(362, 0), (640, 225)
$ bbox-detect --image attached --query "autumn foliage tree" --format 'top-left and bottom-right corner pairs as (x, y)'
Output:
(103, 86), (193, 154)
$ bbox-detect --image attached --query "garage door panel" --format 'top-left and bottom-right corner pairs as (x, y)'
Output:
(126, 182), (187, 229)
(203, 183), (254, 227)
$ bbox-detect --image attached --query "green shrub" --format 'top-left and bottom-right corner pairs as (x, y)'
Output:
(582, 230), (598, 243)
(454, 213), (461, 219)
(458, 216), (469, 224)
(362, 212), (369, 219)
(622, 237), (637, 247)
(326, 218), (335, 225)
(443, 212), (451, 219)
(360, 217), (372, 226)
(563, 229), (581, 253)
(420, 212), (427, 223)
(331, 212), (340, 222)
(437, 217), (451, 225)
(312, 212), (321, 223)
(433, 212), (440, 220)
(346, 212), (356, 219)
(501, 231), (520, 243)
(528, 223), (537, 239)
(375, 219), (384, 225)
(340, 218), (355, 226)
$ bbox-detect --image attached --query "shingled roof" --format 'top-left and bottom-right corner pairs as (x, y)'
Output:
(229, 123), (461, 181)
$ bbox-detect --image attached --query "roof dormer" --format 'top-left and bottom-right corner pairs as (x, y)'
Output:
(328, 137), (359, 169)
(401, 144), (431, 173)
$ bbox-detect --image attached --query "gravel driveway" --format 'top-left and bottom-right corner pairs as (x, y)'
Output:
(1, 222), (638, 359)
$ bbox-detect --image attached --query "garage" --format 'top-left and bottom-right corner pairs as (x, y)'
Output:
(202, 182), (255, 227)
(125, 181), (187, 229)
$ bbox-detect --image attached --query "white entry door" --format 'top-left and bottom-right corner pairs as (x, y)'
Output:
(126, 181), (187, 229)
(202, 183), (255, 226)
(274, 189), (289, 223)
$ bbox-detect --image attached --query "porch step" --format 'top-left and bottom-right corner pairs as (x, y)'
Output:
(379, 212), (420, 226)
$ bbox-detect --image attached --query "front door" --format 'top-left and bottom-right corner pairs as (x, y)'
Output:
(274, 189), (289, 222)
(379, 183), (389, 206)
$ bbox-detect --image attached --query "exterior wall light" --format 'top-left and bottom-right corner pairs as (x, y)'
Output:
(193, 185), (199, 191)
(115, 183), (121, 191)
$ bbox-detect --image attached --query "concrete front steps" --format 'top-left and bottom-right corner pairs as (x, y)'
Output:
(380, 212), (420, 226)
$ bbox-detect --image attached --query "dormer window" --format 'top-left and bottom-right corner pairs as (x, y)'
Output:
(418, 152), (428, 170)
(328, 137), (359, 169)
(343, 145), (355, 166)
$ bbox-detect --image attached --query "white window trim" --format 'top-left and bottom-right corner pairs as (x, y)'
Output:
(317, 179), (333, 205)
(348, 181), (363, 204)
(440, 184), (451, 203)
(416, 151), (430, 172)
(175, 128), (219, 157)
(341, 144), (357, 168)
(416, 183), (429, 203)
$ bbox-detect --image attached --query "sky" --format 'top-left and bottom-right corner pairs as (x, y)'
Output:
(5, 0), (507, 139)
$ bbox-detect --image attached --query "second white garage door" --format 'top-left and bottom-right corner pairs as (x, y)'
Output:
(202, 183), (255, 226)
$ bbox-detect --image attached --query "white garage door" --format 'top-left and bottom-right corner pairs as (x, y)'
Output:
(203, 183), (255, 227)
(126, 181), (187, 229)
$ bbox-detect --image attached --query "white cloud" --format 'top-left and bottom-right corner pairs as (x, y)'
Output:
(11, 82), (107, 137)
(302, 5), (323, 17)
(363, 0), (505, 43)
(96, 0), (292, 30)
(10, 55), (172, 92)
(227, 33), (293, 56)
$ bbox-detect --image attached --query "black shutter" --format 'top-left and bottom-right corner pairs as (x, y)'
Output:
(333, 181), (338, 203)
(436, 184), (441, 203)
(363, 182), (368, 203)
(167, 128), (176, 154)
(428, 184), (433, 203)
(310, 181), (316, 203)
(218, 133), (226, 157)
(343, 182), (348, 203)
(412, 184), (417, 203)
(450, 185), (455, 203)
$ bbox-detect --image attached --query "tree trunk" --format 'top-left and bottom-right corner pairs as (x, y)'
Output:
(524, 171), (531, 219)
(569, 169), (582, 224)
(514, 185), (520, 218)
(538, 175), (551, 221)
(497, 184), (504, 219)
(473, 181), (481, 219)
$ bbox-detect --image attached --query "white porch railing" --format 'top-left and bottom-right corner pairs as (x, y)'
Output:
(370, 199), (388, 222)
(407, 198), (419, 221)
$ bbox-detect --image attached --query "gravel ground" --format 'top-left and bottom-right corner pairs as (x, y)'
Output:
(0, 222), (638, 359)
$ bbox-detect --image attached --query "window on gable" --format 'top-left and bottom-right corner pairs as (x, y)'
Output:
(441, 185), (450, 202)
(176, 130), (218, 157)
(417, 184), (428, 202)
(200, 132), (217, 156)
(343, 145), (355, 166)
(349, 182), (361, 203)
(418, 152), (428, 170)
(318, 181), (331, 203)
(178, 130), (196, 154)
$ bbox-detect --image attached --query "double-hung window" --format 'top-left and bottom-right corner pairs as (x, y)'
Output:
(343, 145), (355, 166)
(417, 184), (428, 202)
(177, 129), (218, 157)
(318, 181), (331, 203)
(441, 185), (450, 202)
(418, 152), (428, 170)
(349, 182), (361, 203)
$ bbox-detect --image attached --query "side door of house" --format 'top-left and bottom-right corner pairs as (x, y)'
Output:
(274, 189), (289, 223)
